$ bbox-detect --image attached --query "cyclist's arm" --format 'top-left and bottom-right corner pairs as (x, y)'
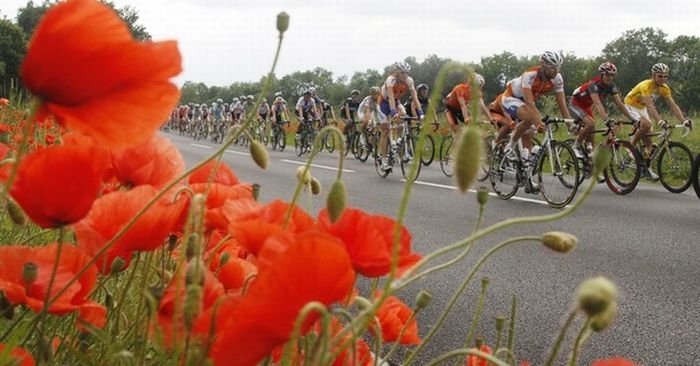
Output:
(523, 87), (537, 109)
(387, 85), (398, 117)
(640, 95), (661, 123)
(458, 96), (470, 122)
(662, 94), (686, 122)
(590, 92), (608, 120)
(611, 94), (635, 122)
(409, 87), (422, 118)
(555, 91), (572, 119)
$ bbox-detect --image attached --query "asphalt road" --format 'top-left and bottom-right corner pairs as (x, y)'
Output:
(165, 131), (700, 366)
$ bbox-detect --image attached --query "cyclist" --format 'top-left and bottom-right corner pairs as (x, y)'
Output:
(341, 89), (361, 134)
(213, 98), (224, 128)
(501, 51), (572, 160)
(295, 90), (318, 136)
(624, 62), (691, 179)
(378, 61), (424, 171)
(258, 97), (271, 122)
(444, 73), (491, 138)
(569, 62), (636, 157)
(488, 93), (517, 146)
(271, 96), (289, 128)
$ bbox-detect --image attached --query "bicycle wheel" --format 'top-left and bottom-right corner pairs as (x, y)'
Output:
(692, 153), (700, 199)
(489, 141), (520, 199)
(374, 140), (391, 178)
(477, 135), (494, 182)
(603, 140), (641, 195)
(439, 136), (454, 177)
(278, 129), (286, 151)
(325, 133), (336, 153)
(294, 133), (304, 156)
(420, 132), (435, 166)
(353, 133), (370, 162)
(400, 137), (421, 182)
(536, 141), (579, 208)
(657, 141), (693, 193)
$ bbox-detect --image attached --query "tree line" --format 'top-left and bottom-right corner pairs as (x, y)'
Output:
(1, 2), (698, 113)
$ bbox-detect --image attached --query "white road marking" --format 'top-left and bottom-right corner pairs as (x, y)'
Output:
(406, 179), (566, 207)
(280, 159), (356, 173)
(190, 143), (213, 149)
(225, 150), (250, 156)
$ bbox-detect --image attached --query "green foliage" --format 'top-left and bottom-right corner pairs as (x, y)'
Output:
(0, 19), (26, 97)
(15, 0), (54, 38)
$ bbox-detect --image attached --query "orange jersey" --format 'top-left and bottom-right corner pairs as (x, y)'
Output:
(445, 83), (472, 109)
(381, 75), (414, 101)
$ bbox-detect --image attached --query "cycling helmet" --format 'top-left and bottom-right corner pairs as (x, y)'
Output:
(247, 95), (254, 101)
(262, 98), (267, 103)
(394, 61), (411, 72)
(274, 96), (284, 103)
(598, 62), (618, 75)
(473, 73), (485, 87)
(223, 102), (229, 107)
(539, 51), (563, 67)
(274, 91), (283, 97)
(416, 83), (428, 92)
(369, 86), (381, 96)
(216, 98), (223, 103)
(211, 102), (216, 107)
(303, 90), (312, 96)
(194, 103), (200, 108)
(308, 87), (317, 94)
(350, 89), (360, 96)
(651, 63), (669, 74)
(232, 97), (239, 103)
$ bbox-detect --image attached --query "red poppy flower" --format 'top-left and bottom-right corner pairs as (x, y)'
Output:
(190, 183), (254, 210)
(0, 123), (11, 134)
(110, 134), (185, 189)
(228, 200), (314, 256)
(0, 343), (35, 366)
(591, 358), (638, 366)
(0, 243), (105, 329)
(464, 344), (493, 366)
(0, 98), (9, 107)
(10, 138), (109, 228)
(319, 208), (422, 278)
(20, 0), (181, 148)
(156, 263), (227, 348)
(370, 295), (421, 345)
(74, 185), (186, 273)
(188, 160), (240, 186)
(210, 230), (355, 366)
(333, 338), (374, 366)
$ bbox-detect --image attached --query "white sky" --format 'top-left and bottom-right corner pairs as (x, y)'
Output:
(2, 0), (699, 86)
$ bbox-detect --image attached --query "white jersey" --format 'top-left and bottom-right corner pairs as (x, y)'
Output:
(506, 68), (564, 100)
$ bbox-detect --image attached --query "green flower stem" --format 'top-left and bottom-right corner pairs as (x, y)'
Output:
(395, 172), (598, 291)
(507, 295), (518, 364)
(425, 348), (509, 366)
(39, 25), (287, 315)
(370, 316), (384, 366)
(403, 236), (540, 366)
(280, 302), (329, 366)
(464, 279), (490, 351)
(543, 308), (579, 366)
(568, 318), (592, 366)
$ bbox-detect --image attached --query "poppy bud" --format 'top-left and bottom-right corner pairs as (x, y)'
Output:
(542, 231), (577, 253)
(252, 183), (261, 201)
(6, 199), (26, 226)
(276, 12), (290, 34)
(355, 296), (372, 311)
(326, 180), (347, 223)
(474, 336), (484, 349)
(481, 277), (490, 288)
(455, 127), (482, 192)
(577, 276), (617, 317)
(495, 315), (506, 332)
(22, 262), (38, 284)
(110, 257), (126, 274)
(476, 186), (489, 206)
(296, 166), (312, 184)
(590, 300), (617, 332)
(592, 145), (612, 178)
(415, 290), (432, 310)
(184, 285), (203, 331)
(310, 177), (322, 195)
(220, 252), (231, 267)
(250, 140), (269, 169)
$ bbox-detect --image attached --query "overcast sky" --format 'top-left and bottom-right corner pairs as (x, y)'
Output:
(2, 0), (699, 86)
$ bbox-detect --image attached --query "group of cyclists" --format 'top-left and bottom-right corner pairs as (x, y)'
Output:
(165, 51), (697, 204)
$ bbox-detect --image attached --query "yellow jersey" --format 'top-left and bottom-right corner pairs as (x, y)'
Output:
(624, 79), (671, 109)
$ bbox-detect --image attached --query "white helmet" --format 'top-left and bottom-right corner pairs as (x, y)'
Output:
(539, 51), (563, 67)
(473, 73), (485, 87)
(598, 62), (618, 75)
(216, 98), (223, 103)
(274, 96), (284, 103)
(369, 86), (381, 96)
(394, 61), (411, 72)
(651, 63), (669, 74)
(232, 97), (239, 103)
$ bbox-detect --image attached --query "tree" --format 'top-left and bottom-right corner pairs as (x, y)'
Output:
(0, 19), (27, 96)
(104, 2), (151, 41)
(666, 35), (700, 112)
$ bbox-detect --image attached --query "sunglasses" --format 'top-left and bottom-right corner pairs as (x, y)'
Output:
(656, 74), (669, 79)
